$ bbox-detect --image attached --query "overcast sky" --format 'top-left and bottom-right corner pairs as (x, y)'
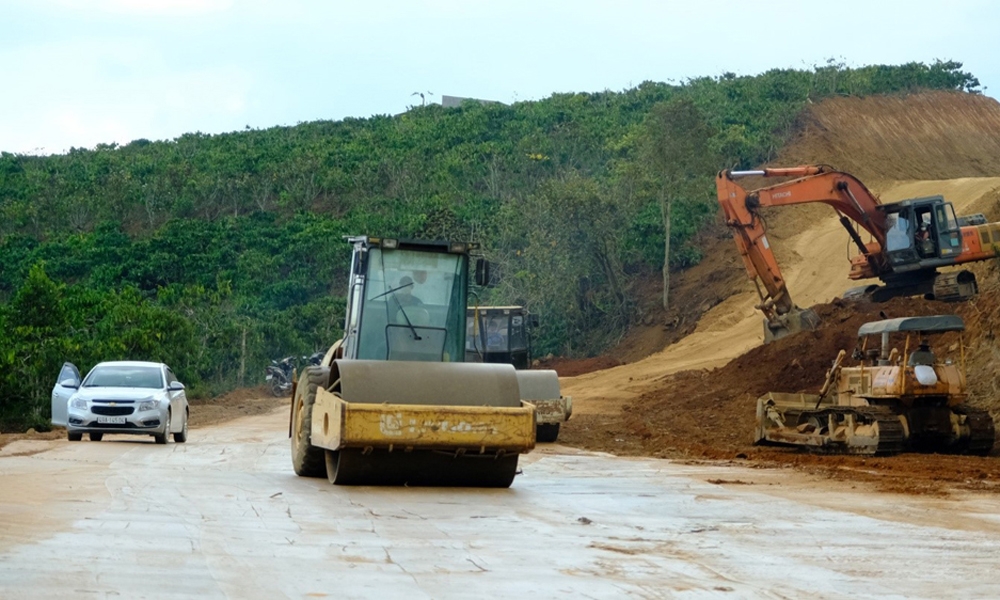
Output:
(2, 0), (997, 155)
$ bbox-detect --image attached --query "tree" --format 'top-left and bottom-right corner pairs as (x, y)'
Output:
(640, 97), (717, 310)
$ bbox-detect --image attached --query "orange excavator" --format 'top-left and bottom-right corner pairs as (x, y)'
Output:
(717, 165), (999, 341)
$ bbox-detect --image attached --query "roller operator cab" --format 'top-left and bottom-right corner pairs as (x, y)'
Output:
(290, 236), (539, 487)
(465, 306), (536, 368)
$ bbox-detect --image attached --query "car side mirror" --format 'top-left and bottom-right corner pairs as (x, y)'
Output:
(168, 382), (185, 391)
(59, 379), (79, 389)
(475, 259), (495, 287)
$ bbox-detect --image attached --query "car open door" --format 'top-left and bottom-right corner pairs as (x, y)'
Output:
(51, 362), (81, 427)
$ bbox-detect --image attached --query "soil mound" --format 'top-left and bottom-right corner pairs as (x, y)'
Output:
(780, 91), (1000, 185)
(561, 295), (1000, 494)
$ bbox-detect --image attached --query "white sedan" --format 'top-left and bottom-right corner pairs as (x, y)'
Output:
(51, 361), (189, 444)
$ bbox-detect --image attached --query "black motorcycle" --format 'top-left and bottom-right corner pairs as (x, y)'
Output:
(265, 357), (295, 397)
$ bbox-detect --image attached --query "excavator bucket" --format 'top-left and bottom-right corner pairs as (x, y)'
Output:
(763, 307), (822, 343)
(307, 360), (536, 487)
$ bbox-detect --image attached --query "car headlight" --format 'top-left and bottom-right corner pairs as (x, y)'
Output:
(70, 397), (88, 410)
(139, 399), (160, 412)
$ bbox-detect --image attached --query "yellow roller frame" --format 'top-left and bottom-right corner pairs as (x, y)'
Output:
(311, 388), (536, 453)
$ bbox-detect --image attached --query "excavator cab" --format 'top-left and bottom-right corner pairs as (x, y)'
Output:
(882, 197), (962, 267)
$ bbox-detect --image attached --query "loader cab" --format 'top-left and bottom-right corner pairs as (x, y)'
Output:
(882, 197), (962, 268)
(341, 236), (483, 363)
(465, 306), (537, 369)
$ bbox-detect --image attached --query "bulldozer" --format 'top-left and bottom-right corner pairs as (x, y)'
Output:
(465, 306), (572, 442)
(754, 315), (994, 455)
(289, 236), (540, 487)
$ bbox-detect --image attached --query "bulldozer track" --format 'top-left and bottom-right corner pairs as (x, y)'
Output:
(869, 411), (905, 456)
(955, 407), (996, 456)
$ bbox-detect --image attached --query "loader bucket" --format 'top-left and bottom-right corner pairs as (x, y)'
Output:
(763, 307), (821, 343)
(308, 360), (536, 487)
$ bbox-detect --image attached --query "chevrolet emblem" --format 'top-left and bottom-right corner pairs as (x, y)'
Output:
(110, 402), (117, 407)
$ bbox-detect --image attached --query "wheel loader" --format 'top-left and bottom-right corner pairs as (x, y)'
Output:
(466, 305), (572, 442)
(289, 236), (539, 487)
(754, 315), (995, 455)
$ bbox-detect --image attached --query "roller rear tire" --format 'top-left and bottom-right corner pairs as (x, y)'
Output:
(536, 423), (561, 443)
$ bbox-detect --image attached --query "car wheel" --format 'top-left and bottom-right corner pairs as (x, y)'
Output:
(89, 433), (103, 442)
(173, 408), (188, 443)
(67, 432), (82, 442)
(154, 410), (170, 445)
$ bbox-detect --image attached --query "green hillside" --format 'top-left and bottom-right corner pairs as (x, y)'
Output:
(0, 60), (980, 430)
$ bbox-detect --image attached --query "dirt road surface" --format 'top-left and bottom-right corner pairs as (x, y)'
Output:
(3, 407), (1000, 599)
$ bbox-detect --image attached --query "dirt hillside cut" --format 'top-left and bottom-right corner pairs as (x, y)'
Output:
(560, 91), (1000, 495)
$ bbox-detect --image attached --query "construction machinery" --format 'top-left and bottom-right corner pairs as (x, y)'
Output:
(289, 236), (539, 487)
(466, 306), (572, 442)
(717, 165), (1000, 341)
(754, 315), (995, 456)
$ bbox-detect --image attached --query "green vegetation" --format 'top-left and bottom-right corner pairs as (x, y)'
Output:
(0, 60), (980, 431)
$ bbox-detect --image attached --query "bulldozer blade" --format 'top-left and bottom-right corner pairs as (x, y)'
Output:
(763, 307), (821, 343)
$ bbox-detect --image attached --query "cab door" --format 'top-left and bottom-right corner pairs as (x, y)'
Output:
(933, 202), (962, 259)
(51, 362), (81, 427)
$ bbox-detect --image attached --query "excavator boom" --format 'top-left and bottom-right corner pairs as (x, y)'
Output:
(717, 165), (1000, 340)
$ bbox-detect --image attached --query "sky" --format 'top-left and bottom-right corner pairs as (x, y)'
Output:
(1, 0), (997, 155)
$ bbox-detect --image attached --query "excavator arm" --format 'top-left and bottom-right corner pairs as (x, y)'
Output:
(716, 165), (890, 341)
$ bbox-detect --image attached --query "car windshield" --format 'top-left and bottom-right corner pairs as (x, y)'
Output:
(84, 365), (164, 389)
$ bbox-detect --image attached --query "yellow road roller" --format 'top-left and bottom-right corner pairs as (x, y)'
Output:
(289, 236), (537, 487)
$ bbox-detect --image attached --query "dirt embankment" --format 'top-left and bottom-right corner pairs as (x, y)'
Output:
(560, 91), (1000, 495)
(560, 296), (1000, 495)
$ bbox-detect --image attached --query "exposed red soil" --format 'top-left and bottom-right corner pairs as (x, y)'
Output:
(559, 295), (1000, 495)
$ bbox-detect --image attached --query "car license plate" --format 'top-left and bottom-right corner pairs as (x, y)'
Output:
(97, 416), (126, 424)
(266, 374), (273, 381)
